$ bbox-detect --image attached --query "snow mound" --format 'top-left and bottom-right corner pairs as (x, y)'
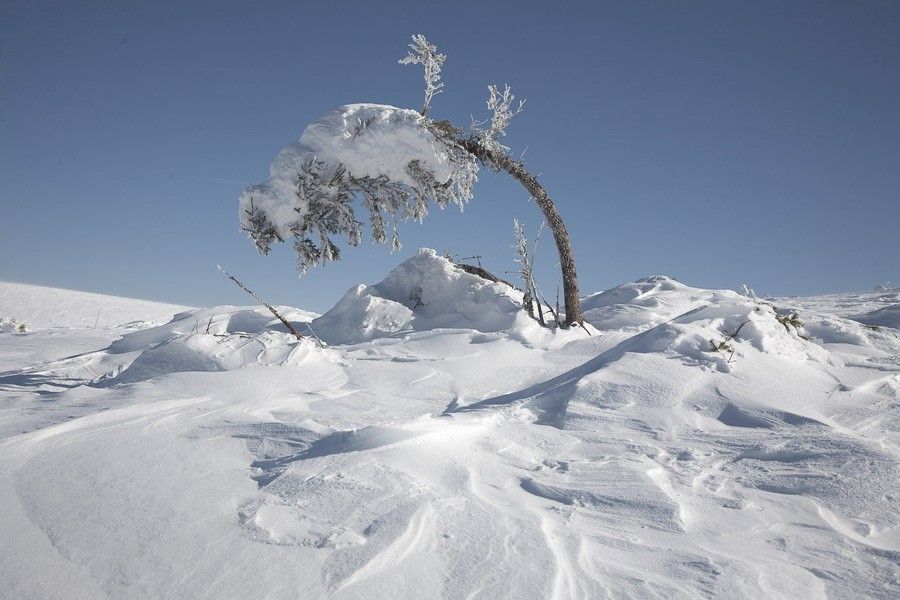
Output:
(312, 249), (530, 345)
(615, 300), (827, 373)
(240, 104), (474, 241)
(581, 277), (832, 371)
(97, 305), (325, 386)
(581, 275), (741, 332)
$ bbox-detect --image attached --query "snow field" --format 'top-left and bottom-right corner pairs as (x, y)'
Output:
(1, 253), (898, 598)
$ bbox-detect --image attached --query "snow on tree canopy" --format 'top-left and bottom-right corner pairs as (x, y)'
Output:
(240, 103), (477, 273)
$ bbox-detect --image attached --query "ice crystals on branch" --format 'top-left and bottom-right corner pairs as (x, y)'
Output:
(239, 104), (478, 275)
(474, 84), (526, 157)
(398, 33), (446, 117)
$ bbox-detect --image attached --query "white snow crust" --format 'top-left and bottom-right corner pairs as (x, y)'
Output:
(1, 263), (899, 599)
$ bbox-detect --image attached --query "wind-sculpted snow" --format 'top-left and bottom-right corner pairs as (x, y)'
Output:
(80, 305), (326, 387)
(311, 249), (573, 346)
(581, 275), (743, 333)
(1, 273), (899, 599)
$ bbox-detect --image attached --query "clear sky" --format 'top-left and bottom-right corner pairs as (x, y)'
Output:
(2, 1), (898, 311)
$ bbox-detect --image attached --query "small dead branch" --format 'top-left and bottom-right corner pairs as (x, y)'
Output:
(534, 288), (546, 326)
(709, 339), (736, 362)
(454, 263), (515, 288)
(410, 286), (425, 310)
(304, 321), (327, 347)
(775, 311), (802, 331)
(709, 319), (751, 363)
(217, 265), (310, 344)
(727, 319), (751, 341)
(460, 254), (483, 267)
(534, 283), (561, 328)
(770, 307), (809, 340)
(556, 286), (561, 326)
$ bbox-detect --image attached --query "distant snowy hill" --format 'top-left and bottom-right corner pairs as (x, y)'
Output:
(0, 280), (190, 328)
(1, 256), (898, 599)
(783, 286), (900, 330)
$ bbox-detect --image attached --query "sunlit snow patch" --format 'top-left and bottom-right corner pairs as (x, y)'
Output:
(311, 248), (576, 345)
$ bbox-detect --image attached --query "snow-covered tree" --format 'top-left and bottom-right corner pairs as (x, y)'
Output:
(240, 34), (583, 326)
(240, 104), (476, 275)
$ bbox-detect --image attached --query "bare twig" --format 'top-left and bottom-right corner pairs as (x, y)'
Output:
(534, 283), (560, 328)
(556, 286), (561, 327)
(709, 319), (751, 363)
(726, 319), (751, 341)
(533, 282), (546, 326)
(461, 254), (483, 268)
(217, 265), (308, 344)
(305, 321), (327, 347)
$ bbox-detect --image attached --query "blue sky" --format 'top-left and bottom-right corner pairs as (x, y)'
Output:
(2, 1), (898, 311)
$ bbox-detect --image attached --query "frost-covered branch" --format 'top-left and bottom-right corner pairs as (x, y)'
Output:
(474, 84), (525, 156)
(513, 220), (551, 326)
(514, 219), (547, 324)
(240, 105), (477, 276)
(399, 34), (446, 117)
(513, 219), (534, 319)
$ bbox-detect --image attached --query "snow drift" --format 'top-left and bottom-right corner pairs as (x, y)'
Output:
(16, 250), (589, 390)
(95, 304), (324, 385)
(2, 275), (899, 599)
(580, 276), (829, 371)
(312, 249), (545, 345)
(581, 275), (737, 331)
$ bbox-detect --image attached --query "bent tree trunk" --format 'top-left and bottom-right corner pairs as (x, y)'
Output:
(461, 139), (583, 327)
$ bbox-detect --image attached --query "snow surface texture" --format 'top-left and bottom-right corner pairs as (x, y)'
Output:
(1, 258), (899, 599)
